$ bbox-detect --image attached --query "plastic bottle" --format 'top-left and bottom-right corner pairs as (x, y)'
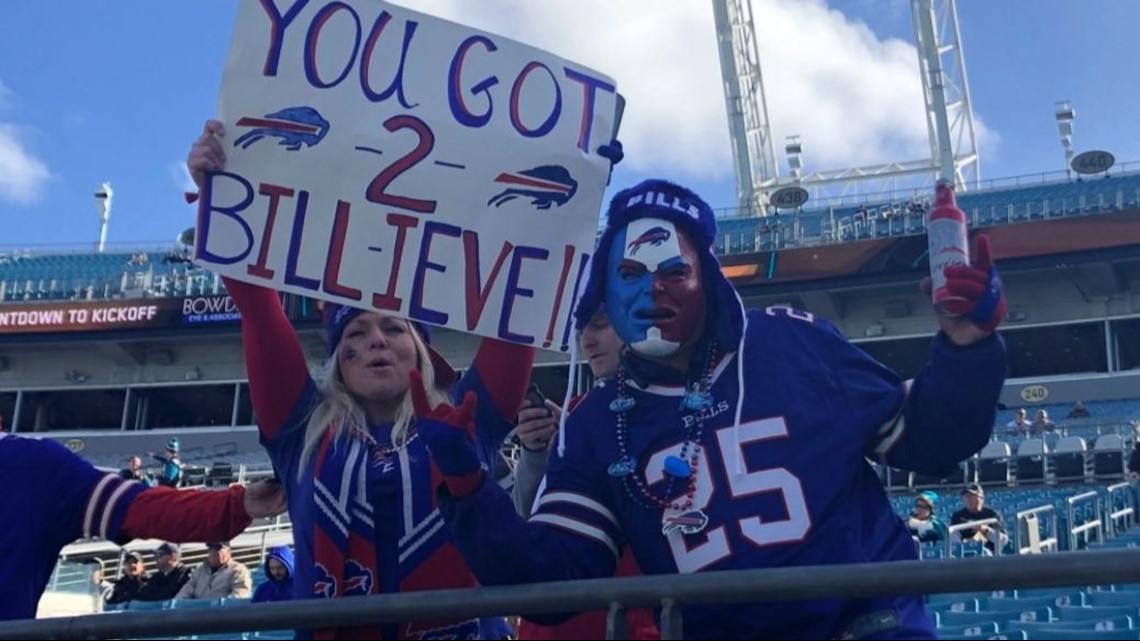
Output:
(927, 179), (970, 315)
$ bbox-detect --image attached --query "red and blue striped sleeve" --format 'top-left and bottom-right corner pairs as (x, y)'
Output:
(452, 338), (535, 466)
(37, 438), (147, 547)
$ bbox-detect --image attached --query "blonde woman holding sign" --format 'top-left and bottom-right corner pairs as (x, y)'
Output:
(188, 119), (538, 640)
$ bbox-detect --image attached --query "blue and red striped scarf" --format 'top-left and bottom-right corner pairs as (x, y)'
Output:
(311, 431), (381, 640)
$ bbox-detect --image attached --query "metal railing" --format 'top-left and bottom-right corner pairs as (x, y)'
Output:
(1067, 490), (1104, 550)
(1105, 482), (1136, 538)
(713, 183), (1140, 256)
(710, 161), (1140, 218)
(1015, 505), (1059, 554)
(945, 517), (1005, 557)
(4, 549), (1140, 640)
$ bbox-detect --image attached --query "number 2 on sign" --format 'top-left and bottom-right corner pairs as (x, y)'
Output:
(644, 417), (812, 573)
(365, 115), (437, 214)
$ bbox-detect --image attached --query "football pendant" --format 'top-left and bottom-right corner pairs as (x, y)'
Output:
(663, 455), (692, 479)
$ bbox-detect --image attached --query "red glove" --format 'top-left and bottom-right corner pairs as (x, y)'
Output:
(409, 370), (484, 498)
(941, 234), (1007, 333)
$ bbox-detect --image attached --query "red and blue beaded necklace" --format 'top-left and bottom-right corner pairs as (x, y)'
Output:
(607, 340), (719, 535)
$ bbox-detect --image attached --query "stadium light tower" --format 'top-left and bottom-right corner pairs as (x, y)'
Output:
(94, 182), (113, 254)
(714, 0), (981, 207)
(1055, 100), (1076, 179)
(712, 0), (780, 215)
(785, 136), (804, 183)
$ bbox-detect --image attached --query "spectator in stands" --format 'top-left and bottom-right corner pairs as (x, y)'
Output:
(512, 312), (624, 517)
(119, 455), (155, 486)
(104, 551), (147, 606)
(86, 559), (113, 605)
(175, 541), (252, 600)
(418, 178), (1007, 639)
(188, 117), (613, 639)
(135, 543), (192, 602)
(1006, 408), (1030, 434)
(251, 545), (294, 604)
(1033, 409), (1057, 433)
(1067, 401), (1091, 419)
(905, 492), (948, 544)
(150, 438), (183, 487)
(950, 484), (1007, 553)
(510, 311), (659, 641)
(163, 249), (192, 265)
(0, 432), (287, 621)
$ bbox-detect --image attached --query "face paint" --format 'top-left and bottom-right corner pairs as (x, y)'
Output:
(605, 218), (705, 357)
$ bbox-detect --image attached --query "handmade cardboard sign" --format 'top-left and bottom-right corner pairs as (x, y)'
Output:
(196, 0), (622, 351)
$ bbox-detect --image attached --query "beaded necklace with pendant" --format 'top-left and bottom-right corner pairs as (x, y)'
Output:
(607, 340), (719, 534)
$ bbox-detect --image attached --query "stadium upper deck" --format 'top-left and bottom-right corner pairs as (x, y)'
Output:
(1, 166), (1138, 304)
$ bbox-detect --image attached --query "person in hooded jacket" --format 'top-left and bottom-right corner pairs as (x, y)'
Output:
(252, 545), (295, 603)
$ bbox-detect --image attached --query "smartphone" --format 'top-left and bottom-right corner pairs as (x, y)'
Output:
(526, 383), (552, 417)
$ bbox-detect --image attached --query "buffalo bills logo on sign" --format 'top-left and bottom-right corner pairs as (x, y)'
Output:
(627, 226), (672, 256)
(312, 563), (336, 598)
(233, 106), (330, 151)
(487, 165), (578, 210)
(344, 559), (374, 596)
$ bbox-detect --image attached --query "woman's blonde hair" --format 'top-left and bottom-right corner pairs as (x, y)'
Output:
(298, 318), (450, 469)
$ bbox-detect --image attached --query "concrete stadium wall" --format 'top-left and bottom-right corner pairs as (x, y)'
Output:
(1001, 369), (1140, 407)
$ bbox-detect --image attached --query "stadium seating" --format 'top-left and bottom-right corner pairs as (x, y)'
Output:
(713, 171), (1140, 254)
(3, 172), (1140, 300)
(0, 250), (210, 302)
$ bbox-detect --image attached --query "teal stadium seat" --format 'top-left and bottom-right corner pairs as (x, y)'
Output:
(1056, 605), (1140, 623)
(1008, 617), (1136, 636)
(126, 599), (171, 611)
(1090, 593), (1140, 607)
(937, 620), (1000, 636)
(1017, 630), (1140, 640)
(169, 598), (225, 609)
(938, 632), (1027, 640)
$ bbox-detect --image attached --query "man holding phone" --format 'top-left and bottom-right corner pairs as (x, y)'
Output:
(513, 385), (558, 454)
(509, 312), (658, 641)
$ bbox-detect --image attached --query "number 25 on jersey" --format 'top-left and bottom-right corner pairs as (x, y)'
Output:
(645, 417), (813, 573)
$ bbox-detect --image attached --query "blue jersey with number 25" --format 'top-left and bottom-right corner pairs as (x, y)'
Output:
(442, 306), (1007, 640)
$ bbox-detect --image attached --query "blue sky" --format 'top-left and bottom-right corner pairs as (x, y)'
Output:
(1, 0), (1137, 249)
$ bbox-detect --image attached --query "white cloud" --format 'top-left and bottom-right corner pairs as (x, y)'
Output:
(0, 124), (50, 206)
(168, 160), (198, 196)
(0, 80), (51, 206)
(397, 0), (991, 181)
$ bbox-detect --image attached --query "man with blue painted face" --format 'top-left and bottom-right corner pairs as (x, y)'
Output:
(417, 179), (1008, 639)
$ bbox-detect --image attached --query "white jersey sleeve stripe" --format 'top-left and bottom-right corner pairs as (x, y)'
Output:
(535, 491), (620, 528)
(98, 480), (139, 540)
(530, 513), (619, 559)
(873, 379), (912, 460)
(83, 475), (117, 539)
